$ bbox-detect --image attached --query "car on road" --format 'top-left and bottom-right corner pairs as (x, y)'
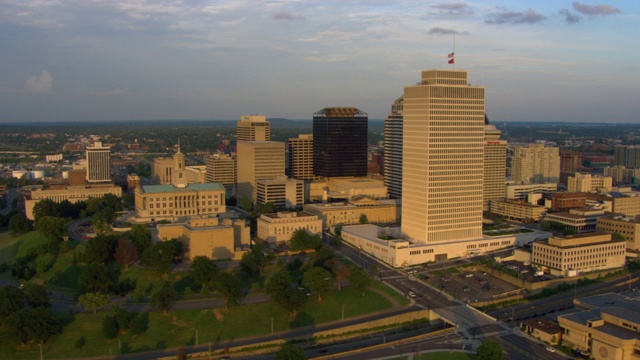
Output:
(408, 291), (416, 298)
(545, 346), (556, 352)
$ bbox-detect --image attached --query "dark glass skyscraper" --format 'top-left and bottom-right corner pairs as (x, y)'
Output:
(313, 107), (368, 178)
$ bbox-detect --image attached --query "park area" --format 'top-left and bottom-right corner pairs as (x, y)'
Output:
(0, 229), (409, 359)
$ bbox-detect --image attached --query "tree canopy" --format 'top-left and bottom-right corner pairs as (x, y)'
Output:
(302, 267), (333, 302)
(274, 342), (307, 360)
(190, 256), (217, 292)
(289, 229), (322, 251)
(214, 272), (243, 309)
(476, 339), (504, 360)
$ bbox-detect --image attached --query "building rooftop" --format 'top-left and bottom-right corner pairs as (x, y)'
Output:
(140, 183), (224, 193)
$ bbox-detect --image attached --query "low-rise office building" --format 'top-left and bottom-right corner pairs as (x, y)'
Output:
(256, 211), (323, 244)
(340, 224), (515, 267)
(532, 232), (626, 277)
(559, 293), (640, 360)
(597, 215), (640, 252)
(156, 216), (249, 260)
(505, 182), (557, 200)
(542, 208), (606, 233)
(256, 176), (304, 208)
(25, 184), (122, 220)
(303, 197), (400, 228)
(490, 200), (547, 222)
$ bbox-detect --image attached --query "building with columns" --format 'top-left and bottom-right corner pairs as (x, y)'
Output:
(134, 183), (226, 223)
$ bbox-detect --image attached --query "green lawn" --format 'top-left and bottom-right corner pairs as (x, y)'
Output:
(0, 285), (394, 359)
(0, 231), (21, 264)
(369, 279), (410, 306)
(0, 230), (49, 264)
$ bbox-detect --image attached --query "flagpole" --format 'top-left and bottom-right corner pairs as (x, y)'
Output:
(453, 34), (456, 70)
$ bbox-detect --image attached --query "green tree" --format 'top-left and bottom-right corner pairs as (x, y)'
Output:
(102, 314), (119, 339)
(0, 286), (26, 322)
(22, 283), (50, 308)
(239, 243), (272, 276)
(302, 267), (333, 302)
(115, 307), (133, 330)
(130, 313), (149, 335)
(141, 239), (183, 273)
(259, 202), (276, 214)
(476, 339), (503, 360)
(150, 284), (177, 314)
(279, 286), (308, 317)
(32, 199), (60, 223)
(359, 213), (368, 224)
(349, 266), (370, 295)
(612, 233), (625, 241)
(214, 272), (243, 310)
(266, 269), (293, 298)
(78, 263), (114, 294)
(129, 224), (153, 254)
(35, 216), (68, 241)
(274, 342), (307, 360)
(190, 256), (217, 292)
(240, 196), (252, 211)
(8, 213), (33, 234)
(85, 234), (118, 264)
(5, 308), (61, 344)
(289, 229), (322, 251)
(78, 292), (111, 313)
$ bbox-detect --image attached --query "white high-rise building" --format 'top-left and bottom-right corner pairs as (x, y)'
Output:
(401, 70), (485, 244)
(86, 142), (111, 183)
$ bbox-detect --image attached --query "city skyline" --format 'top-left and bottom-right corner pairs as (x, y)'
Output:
(1, 1), (638, 123)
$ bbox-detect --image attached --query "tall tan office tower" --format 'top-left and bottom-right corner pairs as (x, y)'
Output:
(236, 141), (285, 203)
(484, 122), (507, 211)
(86, 142), (111, 183)
(287, 134), (316, 180)
(401, 70), (485, 244)
(384, 97), (403, 199)
(237, 115), (270, 141)
(512, 144), (560, 184)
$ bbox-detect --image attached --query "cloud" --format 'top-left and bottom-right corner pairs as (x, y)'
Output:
(273, 11), (304, 21)
(430, 3), (473, 15)
(25, 70), (53, 93)
(572, 2), (621, 16)
(559, 9), (581, 23)
(485, 9), (546, 24)
(428, 27), (468, 35)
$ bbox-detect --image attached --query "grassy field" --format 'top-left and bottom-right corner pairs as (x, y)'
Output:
(0, 285), (394, 359)
(0, 230), (49, 263)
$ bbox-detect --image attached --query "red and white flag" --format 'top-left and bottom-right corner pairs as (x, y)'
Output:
(448, 58), (455, 64)
(448, 52), (455, 58)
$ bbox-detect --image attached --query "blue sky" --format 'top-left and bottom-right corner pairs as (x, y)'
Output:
(0, 1), (638, 122)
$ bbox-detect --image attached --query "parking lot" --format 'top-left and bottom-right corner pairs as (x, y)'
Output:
(419, 266), (522, 304)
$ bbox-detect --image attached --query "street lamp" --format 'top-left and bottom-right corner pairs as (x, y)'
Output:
(341, 304), (345, 321)
(271, 317), (274, 335)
